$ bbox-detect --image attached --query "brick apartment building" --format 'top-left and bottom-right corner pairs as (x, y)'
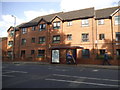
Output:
(6, 6), (120, 65)
(0, 37), (7, 60)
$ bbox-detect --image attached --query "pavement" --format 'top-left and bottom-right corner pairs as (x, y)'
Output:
(2, 61), (119, 70)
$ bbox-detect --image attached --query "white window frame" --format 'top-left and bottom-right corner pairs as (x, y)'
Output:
(116, 32), (120, 41)
(39, 24), (46, 31)
(67, 34), (72, 40)
(82, 33), (89, 42)
(98, 19), (104, 25)
(22, 28), (27, 34)
(32, 26), (36, 31)
(8, 41), (13, 46)
(81, 19), (89, 26)
(53, 21), (60, 29)
(115, 16), (120, 25)
(67, 21), (72, 26)
(99, 34), (105, 40)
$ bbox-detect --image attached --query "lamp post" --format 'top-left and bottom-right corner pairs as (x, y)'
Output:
(11, 15), (16, 61)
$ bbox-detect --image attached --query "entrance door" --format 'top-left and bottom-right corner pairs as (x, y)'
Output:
(52, 50), (60, 63)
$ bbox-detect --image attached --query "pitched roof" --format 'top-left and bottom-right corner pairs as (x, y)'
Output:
(19, 6), (119, 28)
(7, 23), (26, 32)
(95, 6), (119, 19)
(20, 7), (94, 28)
(20, 12), (63, 28)
(61, 7), (94, 21)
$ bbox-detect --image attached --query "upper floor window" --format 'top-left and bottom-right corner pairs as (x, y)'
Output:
(81, 19), (89, 26)
(53, 35), (60, 43)
(38, 37), (45, 44)
(115, 16), (120, 25)
(82, 33), (89, 42)
(7, 51), (12, 57)
(116, 32), (120, 41)
(31, 38), (35, 43)
(22, 28), (27, 34)
(53, 21), (60, 29)
(8, 41), (13, 46)
(39, 24), (46, 31)
(99, 34), (105, 40)
(32, 26), (36, 31)
(21, 39), (26, 45)
(31, 50), (35, 55)
(98, 19), (104, 25)
(67, 21), (72, 26)
(67, 34), (72, 40)
(9, 30), (14, 37)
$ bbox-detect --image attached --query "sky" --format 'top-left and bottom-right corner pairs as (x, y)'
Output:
(0, 0), (119, 37)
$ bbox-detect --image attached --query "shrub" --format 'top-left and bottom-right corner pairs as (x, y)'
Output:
(96, 55), (113, 60)
(117, 56), (120, 60)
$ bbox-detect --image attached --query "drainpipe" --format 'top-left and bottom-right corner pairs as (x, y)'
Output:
(91, 18), (95, 54)
(95, 19), (98, 56)
(110, 17), (115, 60)
(18, 28), (21, 59)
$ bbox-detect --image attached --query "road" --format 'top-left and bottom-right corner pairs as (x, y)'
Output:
(2, 63), (120, 88)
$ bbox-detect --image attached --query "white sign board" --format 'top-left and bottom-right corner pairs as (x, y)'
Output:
(52, 50), (60, 63)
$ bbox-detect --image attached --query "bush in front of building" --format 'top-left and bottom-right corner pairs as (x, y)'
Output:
(96, 55), (113, 60)
(117, 56), (120, 60)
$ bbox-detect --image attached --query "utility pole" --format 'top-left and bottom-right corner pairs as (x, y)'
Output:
(11, 15), (16, 61)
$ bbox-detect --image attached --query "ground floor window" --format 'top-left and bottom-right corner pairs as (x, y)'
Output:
(38, 50), (45, 58)
(116, 49), (120, 60)
(21, 50), (25, 57)
(116, 49), (120, 56)
(82, 49), (90, 58)
(99, 49), (105, 55)
(7, 51), (12, 57)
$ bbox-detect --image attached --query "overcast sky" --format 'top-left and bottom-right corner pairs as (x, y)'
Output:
(0, 0), (119, 37)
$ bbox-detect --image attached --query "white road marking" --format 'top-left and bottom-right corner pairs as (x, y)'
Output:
(55, 69), (68, 71)
(3, 70), (28, 74)
(45, 78), (118, 87)
(53, 74), (119, 82)
(92, 70), (99, 72)
(2, 75), (15, 77)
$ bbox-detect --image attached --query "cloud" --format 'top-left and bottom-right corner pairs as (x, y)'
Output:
(0, 15), (25, 37)
(24, 9), (56, 21)
(1, 0), (61, 2)
(60, 0), (119, 11)
(0, 9), (56, 37)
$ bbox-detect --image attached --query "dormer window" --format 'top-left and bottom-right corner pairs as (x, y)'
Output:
(53, 21), (60, 29)
(22, 28), (27, 34)
(39, 24), (46, 31)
